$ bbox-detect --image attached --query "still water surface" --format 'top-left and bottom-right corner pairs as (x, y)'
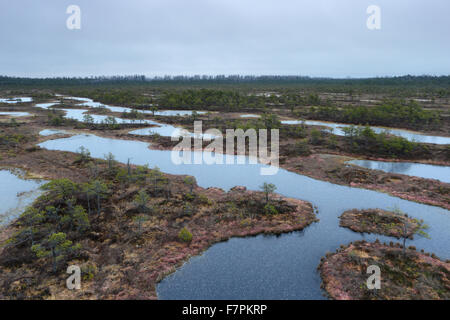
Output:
(0, 170), (45, 226)
(0, 97), (33, 104)
(37, 134), (450, 299)
(348, 160), (450, 183)
(281, 120), (450, 145)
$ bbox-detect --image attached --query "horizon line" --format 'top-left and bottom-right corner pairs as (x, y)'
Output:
(1, 74), (450, 80)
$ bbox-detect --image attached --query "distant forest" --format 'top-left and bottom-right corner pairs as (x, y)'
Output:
(1, 75), (449, 95)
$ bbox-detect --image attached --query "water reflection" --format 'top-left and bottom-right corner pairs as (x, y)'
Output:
(240, 114), (261, 118)
(0, 97), (33, 104)
(0, 112), (31, 117)
(281, 120), (450, 145)
(348, 159), (450, 183)
(63, 96), (206, 116)
(0, 170), (45, 226)
(37, 133), (450, 299)
(39, 129), (70, 136)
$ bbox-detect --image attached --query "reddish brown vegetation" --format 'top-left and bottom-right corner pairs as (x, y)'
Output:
(0, 157), (316, 299)
(339, 209), (419, 238)
(318, 241), (450, 300)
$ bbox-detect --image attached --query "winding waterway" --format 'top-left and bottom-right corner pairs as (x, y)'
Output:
(38, 99), (449, 181)
(36, 97), (450, 144)
(62, 96), (206, 116)
(37, 133), (450, 299)
(35, 101), (214, 138)
(30, 97), (450, 298)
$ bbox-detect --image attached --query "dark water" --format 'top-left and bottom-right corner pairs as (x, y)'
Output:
(38, 134), (450, 299)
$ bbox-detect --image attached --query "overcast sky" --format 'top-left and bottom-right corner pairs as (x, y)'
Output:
(0, 0), (449, 78)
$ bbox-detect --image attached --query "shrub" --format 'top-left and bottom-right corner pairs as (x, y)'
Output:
(183, 176), (196, 193)
(31, 232), (81, 272)
(342, 125), (423, 158)
(178, 227), (193, 243)
(295, 139), (311, 156)
(309, 99), (440, 130)
(309, 128), (322, 145)
(81, 264), (98, 281)
(260, 182), (277, 203)
(327, 135), (338, 149)
(76, 146), (91, 164)
(183, 193), (195, 202)
(133, 190), (150, 212)
(240, 218), (252, 227)
(9, 118), (18, 127)
(264, 204), (278, 215)
(0, 133), (27, 148)
(196, 193), (212, 205)
(182, 203), (194, 216)
(48, 115), (63, 126)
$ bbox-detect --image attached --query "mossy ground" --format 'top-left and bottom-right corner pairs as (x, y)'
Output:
(318, 241), (450, 300)
(339, 208), (420, 238)
(0, 155), (316, 299)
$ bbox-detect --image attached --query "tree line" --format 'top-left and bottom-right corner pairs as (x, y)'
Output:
(1, 75), (449, 96)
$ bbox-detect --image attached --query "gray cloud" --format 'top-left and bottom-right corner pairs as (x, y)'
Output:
(1, 0), (449, 77)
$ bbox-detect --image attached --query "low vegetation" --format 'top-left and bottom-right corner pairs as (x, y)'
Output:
(318, 241), (450, 300)
(1, 77), (449, 300)
(339, 208), (427, 240)
(0, 154), (316, 299)
(341, 125), (428, 158)
(307, 100), (441, 131)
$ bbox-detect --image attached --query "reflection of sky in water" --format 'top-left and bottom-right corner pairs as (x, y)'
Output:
(37, 103), (208, 138)
(0, 97), (33, 104)
(61, 109), (208, 138)
(281, 120), (450, 145)
(0, 170), (45, 226)
(34, 102), (58, 109)
(65, 96), (206, 116)
(348, 160), (450, 183)
(129, 126), (217, 139)
(61, 108), (157, 125)
(63, 96), (91, 102)
(38, 133), (450, 300)
(28, 96), (450, 299)
(31, 98), (450, 145)
(39, 129), (70, 136)
(0, 112), (30, 117)
(240, 114), (260, 118)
